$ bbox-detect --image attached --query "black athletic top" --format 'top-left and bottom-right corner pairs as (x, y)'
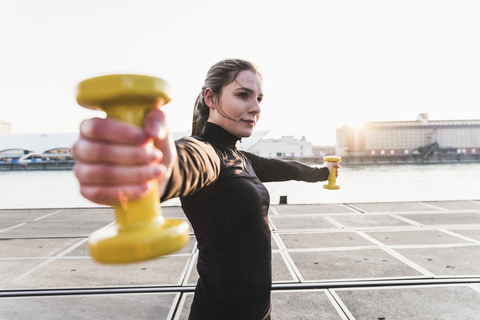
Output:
(161, 122), (330, 320)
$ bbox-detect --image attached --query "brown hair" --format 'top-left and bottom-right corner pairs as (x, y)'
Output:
(191, 59), (263, 136)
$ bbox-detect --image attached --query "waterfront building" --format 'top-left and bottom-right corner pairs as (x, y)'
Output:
(336, 114), (480, 158)
(0, 133), (79, 162)
(249, 135), (313, 159)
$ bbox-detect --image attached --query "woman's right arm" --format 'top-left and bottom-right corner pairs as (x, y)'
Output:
(73, 109), (220, 206)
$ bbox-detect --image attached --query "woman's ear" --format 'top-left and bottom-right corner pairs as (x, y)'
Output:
(204, 88), (216, 110)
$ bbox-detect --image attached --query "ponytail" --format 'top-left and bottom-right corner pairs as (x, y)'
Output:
(191, 92), (210, 136)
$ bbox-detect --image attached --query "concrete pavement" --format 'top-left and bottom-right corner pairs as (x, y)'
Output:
(1, 201), (480, 319)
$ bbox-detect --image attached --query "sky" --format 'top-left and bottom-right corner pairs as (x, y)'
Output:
(1, 0), (479, 145)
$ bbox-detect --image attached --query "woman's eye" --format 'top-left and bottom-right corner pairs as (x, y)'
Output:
(239, 92), (248, 99)
(257, 97), (263, 103)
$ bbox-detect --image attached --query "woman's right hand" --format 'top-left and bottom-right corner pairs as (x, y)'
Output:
(72, 109), (176, 206)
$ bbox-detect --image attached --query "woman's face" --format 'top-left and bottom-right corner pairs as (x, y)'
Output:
(206, 70), (263, 138)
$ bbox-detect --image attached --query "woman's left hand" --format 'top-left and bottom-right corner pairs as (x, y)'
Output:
(324, 162), (340, 178)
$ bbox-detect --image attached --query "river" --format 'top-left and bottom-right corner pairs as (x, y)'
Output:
(0, 163), (479, 209)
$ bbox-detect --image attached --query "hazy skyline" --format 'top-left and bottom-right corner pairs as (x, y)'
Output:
(1, 0), (479, 145)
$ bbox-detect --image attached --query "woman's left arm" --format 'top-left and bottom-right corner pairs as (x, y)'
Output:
(240, 151), (338, 183)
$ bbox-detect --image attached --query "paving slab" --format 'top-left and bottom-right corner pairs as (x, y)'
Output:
(422, 200), (480, 211)
(447, 228), (480, 242)
(329, 215), (413, 228)
(398, 213), (480, 226)
(0, 222), (24, 233)
(364, 230), (471, 246)
(273, 204), (357, 215)
(0, 293), (178, 320)
(185, 256), (198, 286)
(271, 290), (345, 319)
(394, 246), (480, 276)
(4, 256), (191, 289)
(0, 209), (61, 222)
(335, 285), (480, 320)
(272, 252), (296, 283)
(41, 208), (114, 221)
(271, 235), (279, 250)
(0, 259), (47, 287)
(348, 202), (440, 213)
(0, 221), (112, 238)
(160, 206), (187, 218)
(279, 232), (375, 249)
(288, 249), (425, 281)
(175, 293), (194, 320)
(269, 216), (338, 231)
(0, 238), (82, 258)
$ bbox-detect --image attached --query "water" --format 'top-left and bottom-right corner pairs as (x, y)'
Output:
(0, 163), (479, 209)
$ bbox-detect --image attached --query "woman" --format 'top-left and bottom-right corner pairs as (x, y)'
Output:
(73, 59), (339, 319)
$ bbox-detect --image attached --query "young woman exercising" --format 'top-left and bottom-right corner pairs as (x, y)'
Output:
(73, 59), (339, 319)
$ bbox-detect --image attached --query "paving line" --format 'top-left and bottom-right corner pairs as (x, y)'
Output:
(276, 251), (301, 283)
(271, 231), (287, 251)
(33, 209), (64, 221)
(389, 243), (480, 250)
(0, 257), (46, 261)
(180, 252), (198, 286)
(178, 241), (198, 286)
(167, 292), (181, 320)
(418, 202), (450, 211)
(355, 231), (436, 278)
(327, 289), (356, 319)
(389, 214), (425, 227)
(285, 246), (380, 253)
(324, 289), (352, 320)
(340, 203), (364, 214)
(278, 250), (304, 283)
(438, 229), (480, 244)
(0, 223), (26, 234)
(172, 292), (191, 320)
(269, 207), (279, 216)
(468, 284), (480, 294)
(342, 203), (365, 213)
(268, 218), (278, 231)
(323, 215), (347, 229)
(0, 238), (87, 290)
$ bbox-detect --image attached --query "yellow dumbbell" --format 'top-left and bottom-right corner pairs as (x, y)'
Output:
(76, 74), (190, 264)
(323, 156), (341, 190)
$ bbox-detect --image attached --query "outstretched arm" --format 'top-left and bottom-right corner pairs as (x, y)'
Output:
(73, 109), (176, 206)
(73, 109), (220, 206)
(241, 151), (339, 183)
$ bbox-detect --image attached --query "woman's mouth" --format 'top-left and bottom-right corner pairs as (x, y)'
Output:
(241, 119), (255, 126)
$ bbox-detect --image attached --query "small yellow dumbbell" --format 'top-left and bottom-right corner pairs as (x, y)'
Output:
(76, 74), (190, 264)
(323, 156), (341, 190)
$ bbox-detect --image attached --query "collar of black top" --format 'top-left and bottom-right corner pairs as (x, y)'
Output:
(201, 122), (240, 149)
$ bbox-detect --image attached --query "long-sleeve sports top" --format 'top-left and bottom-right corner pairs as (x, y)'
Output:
(161, 122), (330, 320)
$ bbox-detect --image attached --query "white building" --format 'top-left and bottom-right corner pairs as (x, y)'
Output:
(249, 135), (313, 158)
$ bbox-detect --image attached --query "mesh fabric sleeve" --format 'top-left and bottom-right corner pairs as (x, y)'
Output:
(161, 137), (220, 202)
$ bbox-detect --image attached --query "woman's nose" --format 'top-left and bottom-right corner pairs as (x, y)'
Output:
(249, 100), (261, 114)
